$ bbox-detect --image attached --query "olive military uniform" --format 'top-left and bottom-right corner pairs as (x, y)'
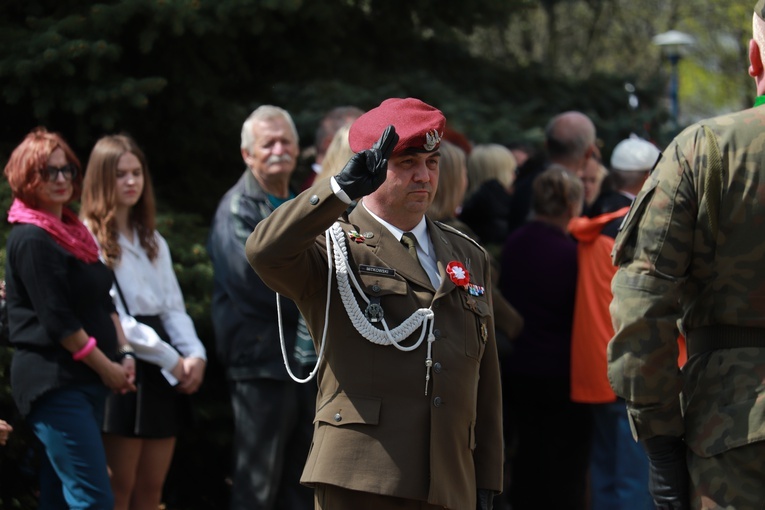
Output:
(608, 104), (765, 508)
(246, 177), (503, 510)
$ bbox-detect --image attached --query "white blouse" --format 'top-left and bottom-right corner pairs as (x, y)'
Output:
(111, 229), (207, 368)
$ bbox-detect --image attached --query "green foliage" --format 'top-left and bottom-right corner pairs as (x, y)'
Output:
(155, 208), (213, 346)
(154, 209), (232, 509)
(0, 0), (670, 218)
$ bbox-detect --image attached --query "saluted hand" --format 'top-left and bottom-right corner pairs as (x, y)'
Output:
(334, 125), (398, 200)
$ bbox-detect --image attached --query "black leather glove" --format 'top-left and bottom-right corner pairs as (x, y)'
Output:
(476, 489), (495, 510)
(334, 125), (398, 200)
(642, 435), (690, 510)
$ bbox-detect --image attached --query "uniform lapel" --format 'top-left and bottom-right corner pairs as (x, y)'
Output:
(428, 218), (464, 300)
(348, 205), (434, 290)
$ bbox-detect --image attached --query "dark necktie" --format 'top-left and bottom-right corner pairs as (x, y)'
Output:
(401, 232), (419, 262)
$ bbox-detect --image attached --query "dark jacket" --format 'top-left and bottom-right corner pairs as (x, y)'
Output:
(499, 220), (578, 378)
(6, 224), (117, 415)
(459, 179), (512, 247)
(207, 170), (299, 380)
(506, 152), (549, 234)
(585, 189), (633, 237)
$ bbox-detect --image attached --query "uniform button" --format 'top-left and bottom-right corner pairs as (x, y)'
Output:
(433, 362), (442, 374)
(371, 285), (381, 293)
(433, 397), (442, 407)
(433, 329), (441, 339)
(334, 413), (342, 422)
(432, 301), (440, 309)
(309, 195), (320, 205)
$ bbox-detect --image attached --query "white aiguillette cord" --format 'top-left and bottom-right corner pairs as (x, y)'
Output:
(277, 222), (437, 395)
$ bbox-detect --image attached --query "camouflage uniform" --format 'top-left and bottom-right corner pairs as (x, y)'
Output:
(608, 104), (765, 509)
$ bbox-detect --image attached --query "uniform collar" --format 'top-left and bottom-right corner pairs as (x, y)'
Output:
(360, 203), (431, 258)
(350, 204), (434, 290)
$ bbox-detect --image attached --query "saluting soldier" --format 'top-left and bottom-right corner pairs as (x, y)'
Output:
(608, 2), (765, 508)
(246, 98), (503, 510)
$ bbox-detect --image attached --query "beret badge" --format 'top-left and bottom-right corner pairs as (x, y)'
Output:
(424, 130), (442, 151)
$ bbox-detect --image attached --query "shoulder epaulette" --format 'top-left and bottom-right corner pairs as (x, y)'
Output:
(434, 221), (486, 253)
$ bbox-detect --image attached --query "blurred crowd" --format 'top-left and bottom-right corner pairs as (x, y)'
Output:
(1, 104), (666, 510)
(0, 98), (696, 510)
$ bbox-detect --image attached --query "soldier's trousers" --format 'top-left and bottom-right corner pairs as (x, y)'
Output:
(314, 484), (446, 510)
(688, 439), (765, 509)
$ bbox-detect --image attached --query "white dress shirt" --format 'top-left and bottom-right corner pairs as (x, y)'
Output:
(112, 230), (207, 366)
(363, 204), (442, 290)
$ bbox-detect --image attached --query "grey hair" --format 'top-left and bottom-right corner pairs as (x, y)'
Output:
(240, 105), (299, 152)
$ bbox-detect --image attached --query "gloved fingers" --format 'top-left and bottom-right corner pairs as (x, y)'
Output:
(372, 125), (398, 161)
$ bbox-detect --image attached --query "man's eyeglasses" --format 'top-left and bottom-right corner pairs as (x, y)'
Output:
(41, 164), (78, 182)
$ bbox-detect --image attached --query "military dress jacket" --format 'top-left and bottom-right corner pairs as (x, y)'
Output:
(608, 105), (765, 458)
(246, 179), (503, 510)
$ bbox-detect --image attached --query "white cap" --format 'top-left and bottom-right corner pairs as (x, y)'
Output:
(610, 135), (661, 172)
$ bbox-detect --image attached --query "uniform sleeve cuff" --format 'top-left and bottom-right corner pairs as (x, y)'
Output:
(627, 399), (685, 440)
(330, 177), (352, 204)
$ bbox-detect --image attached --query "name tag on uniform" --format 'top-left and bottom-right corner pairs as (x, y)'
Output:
(359, 265), (396, 277)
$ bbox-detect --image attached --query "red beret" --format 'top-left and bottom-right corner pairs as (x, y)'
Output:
(349, 98), (446, 155)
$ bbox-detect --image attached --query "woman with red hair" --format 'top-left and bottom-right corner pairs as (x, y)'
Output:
(4, 127), (136, 509)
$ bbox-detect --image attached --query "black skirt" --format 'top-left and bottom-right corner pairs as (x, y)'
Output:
(102, 315), (189, 438)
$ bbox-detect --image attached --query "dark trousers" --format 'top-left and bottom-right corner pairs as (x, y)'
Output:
(314, 484), (446, 510)
(228, 378), (314, 510)
(505, 374), (591, 510)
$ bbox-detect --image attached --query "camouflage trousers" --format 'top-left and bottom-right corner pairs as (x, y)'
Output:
(688, 439), (765, 509)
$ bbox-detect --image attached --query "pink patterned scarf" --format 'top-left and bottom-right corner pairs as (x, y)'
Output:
(7, 198), (100, 264)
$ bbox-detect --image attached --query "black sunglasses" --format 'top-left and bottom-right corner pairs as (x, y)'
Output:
(41, 163), (78, 182)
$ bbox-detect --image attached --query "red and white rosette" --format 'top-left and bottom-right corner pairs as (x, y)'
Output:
(446, 261), (470, 288)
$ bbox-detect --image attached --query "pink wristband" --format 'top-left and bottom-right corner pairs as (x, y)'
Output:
(72, 337), (97, 361)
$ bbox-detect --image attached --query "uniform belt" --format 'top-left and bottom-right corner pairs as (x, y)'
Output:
(686, 325), (765, 357)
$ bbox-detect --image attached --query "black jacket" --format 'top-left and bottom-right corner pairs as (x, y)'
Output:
(207, 170), (299, 380)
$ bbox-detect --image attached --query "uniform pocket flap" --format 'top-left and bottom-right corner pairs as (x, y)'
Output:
(315, 393), (381, 426)
(612, 178), (658, 265)
(461, 295), (491, 317)
(359, 271), (408, 297)
(684, 350), (765, 458)
(685, 395), (765, 458)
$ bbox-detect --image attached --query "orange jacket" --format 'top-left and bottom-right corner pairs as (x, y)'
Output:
(569, 208), (687, 403)
(569, 208), (630, 403)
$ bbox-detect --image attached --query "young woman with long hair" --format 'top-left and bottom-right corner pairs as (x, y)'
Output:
(81, 134), (206, 510)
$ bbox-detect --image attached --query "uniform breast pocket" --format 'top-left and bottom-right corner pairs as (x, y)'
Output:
(359, 271), (408, 297)
(461, 295), (491, 361)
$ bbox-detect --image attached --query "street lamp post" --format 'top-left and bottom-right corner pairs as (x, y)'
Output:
(653, 30), (695, 127)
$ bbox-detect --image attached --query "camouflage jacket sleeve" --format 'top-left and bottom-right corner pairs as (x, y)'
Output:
(607, 125), (713, 440)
